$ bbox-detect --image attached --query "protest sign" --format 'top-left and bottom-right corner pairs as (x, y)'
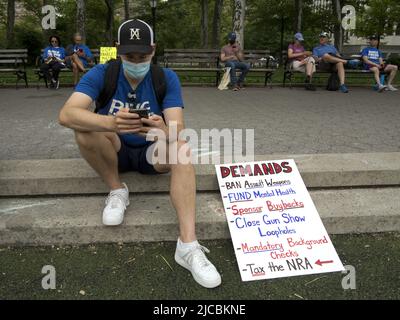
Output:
(215, 159), (344, 281)
(100, 47), (117, 64)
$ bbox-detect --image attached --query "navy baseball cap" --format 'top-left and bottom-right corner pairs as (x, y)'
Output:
(228, 32), (237, 41)
(117, 19), (154, 55)
(369, 34), (379, 40)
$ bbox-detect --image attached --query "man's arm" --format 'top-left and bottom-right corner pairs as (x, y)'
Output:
(220, 50), (236, 62)
(362, 55), (380, 68)
(235, 47), (244, 61)
(59, 92), (116, 132)
(59, 92), (144, 134)
(312, 47), (321, 61)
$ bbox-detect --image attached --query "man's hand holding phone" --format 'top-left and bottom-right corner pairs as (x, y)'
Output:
(114, 108), (143, 134)
(140, 114), (168, 141)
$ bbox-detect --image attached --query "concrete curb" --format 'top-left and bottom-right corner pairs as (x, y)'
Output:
(0, 188), (399, 245)
(1, 153), (400, 196)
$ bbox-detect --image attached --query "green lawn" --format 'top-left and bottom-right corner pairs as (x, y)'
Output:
(0, 232), (399, 300)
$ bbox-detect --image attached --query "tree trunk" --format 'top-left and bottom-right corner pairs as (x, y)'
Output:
(201, 0), (209, 48)
(232, 0), (245, 48)
(333, 0), (343, 52)
(6, 0), (15, 48)
(295, 0), (303, 32)
(124, 0), (129, 21)
(212, 0), (223, 48)
(105, 0), (114, 46)
(76, 0), (86, 41)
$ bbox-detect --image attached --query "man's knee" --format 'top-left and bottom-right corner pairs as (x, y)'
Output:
(226, 61), (235, 68)
(169, 140), (193, 165)
(75, 131), (98, 150)
(336, 61), (344, 69)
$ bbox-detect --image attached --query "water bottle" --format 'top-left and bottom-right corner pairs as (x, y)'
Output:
(380, 74), (385, 85)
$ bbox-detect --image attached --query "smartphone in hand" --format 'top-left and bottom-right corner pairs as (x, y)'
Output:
(129, 108), (149, 119)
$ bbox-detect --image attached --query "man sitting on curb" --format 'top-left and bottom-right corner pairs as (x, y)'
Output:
(58, 19), (221, 289)
(220, 32), (250, 91)
(312, 32), (356, 93)
(361, 35), (398, 92)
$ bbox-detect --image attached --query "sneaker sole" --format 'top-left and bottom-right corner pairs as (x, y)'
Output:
(175, 253), (222, 289)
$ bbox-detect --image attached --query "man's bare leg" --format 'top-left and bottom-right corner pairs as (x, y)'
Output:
(385, 64), (398, 85)
(150, 139), (221, 288)
(75, 131), (123, 190)
(72, 53), (85, 72)
(369, 66), (381, 85)
(322, 53), (347, 65)
(153, 140), (196, 243)
(72, 62), (79, 86)
(335, 62), (346, 85)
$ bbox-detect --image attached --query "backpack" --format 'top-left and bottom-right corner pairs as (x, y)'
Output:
(326, 72), (339, 91)
(94, 58), (167, 113)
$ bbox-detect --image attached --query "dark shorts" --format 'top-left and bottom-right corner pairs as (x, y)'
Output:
(117, 138), (160, 175)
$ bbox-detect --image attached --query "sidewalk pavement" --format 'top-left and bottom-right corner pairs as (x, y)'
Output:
(0, 87), (399, 160)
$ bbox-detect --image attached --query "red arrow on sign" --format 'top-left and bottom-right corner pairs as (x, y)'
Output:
(315, 259), (334, 266)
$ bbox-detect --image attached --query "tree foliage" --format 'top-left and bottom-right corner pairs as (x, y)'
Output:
(1, 0), (399, 59)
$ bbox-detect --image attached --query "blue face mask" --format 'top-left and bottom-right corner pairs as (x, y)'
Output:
(122, 60), (151, 80)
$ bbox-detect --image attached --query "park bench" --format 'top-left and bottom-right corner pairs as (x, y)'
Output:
(282, 49), (395, 88)
(162, 48), (277, 87)
(229, 49), (277, 88)
(35, 48), (100, 88)
(162, 49), (221, 86)
(0, 49), (28, 88)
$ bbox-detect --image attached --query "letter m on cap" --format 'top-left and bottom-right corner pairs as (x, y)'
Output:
(130, 28), (140, 40)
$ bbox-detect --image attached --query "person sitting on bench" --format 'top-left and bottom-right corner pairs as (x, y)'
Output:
(312, 32), (354, 93)
(220, 32), (250, 91)
(361, 35), (398, 92)
(40, 35), (66, 89)
(288, 32), (316, 91)
(65, 33), (94, 88)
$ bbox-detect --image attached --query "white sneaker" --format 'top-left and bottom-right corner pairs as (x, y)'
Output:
(175, 238), (222, 288)
(387, 85), (398, 91)
(378, 84), (387, 92)
(102, 183), (129, 226)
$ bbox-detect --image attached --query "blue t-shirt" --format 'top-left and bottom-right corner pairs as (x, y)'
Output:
(312, 44), (338, 58)
(75, 64), (184, 147)
(360, 47), (382, 69)
(43, 46), (66, 60)
(71, 44), (93, 68)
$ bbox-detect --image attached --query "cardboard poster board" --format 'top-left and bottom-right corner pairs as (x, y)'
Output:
(215, 159), (344, 281)
(100, 47), (117, 64)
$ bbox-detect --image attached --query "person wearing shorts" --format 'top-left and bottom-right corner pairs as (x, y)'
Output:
(288, 32), (316, 90)
(312, 32), (352, 93)
(361, 35), (398, 92)
(65, 33), (94, 87)
(59, 19), (221, 289)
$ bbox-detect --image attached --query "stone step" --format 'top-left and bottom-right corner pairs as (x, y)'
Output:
(1, 153), (400, 196)
(1, 187), (399, 245)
